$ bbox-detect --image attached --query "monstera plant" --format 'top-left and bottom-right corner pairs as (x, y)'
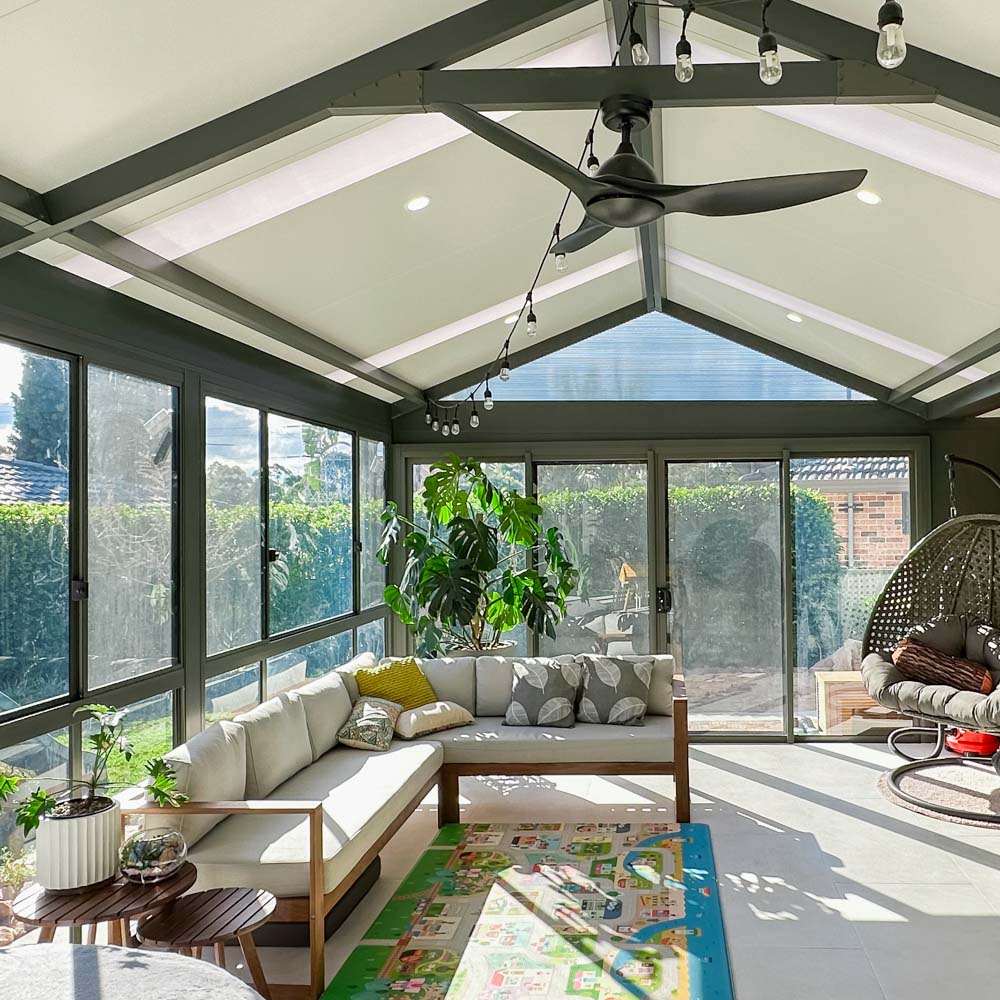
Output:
(378, 455), (578, 655)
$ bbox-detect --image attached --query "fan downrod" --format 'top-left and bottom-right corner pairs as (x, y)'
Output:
(600, 95), (653, 134)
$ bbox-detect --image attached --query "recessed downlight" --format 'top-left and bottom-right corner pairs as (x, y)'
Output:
(503, 314), (518, 325)
(786, 312), (803, 323)
(856, 189), (882, 205)
(405, 195), (430, 212)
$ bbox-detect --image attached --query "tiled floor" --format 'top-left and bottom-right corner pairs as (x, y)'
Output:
(21, 744), (1000, 998)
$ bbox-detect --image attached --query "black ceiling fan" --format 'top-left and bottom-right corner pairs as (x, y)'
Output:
(433, 96), (867, 257)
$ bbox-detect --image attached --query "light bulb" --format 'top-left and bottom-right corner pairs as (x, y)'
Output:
(675, 39), (694, 84)
(586, 153), (600, 177)
(431, 417), (440, 431)
(876, 2), (906, 69)
(424, 409), (432, 425)
(526, 310), (537, 337)
(499, 364), (511, 382)
(555, 253), (568, 272)
(630, 30), (650, 66)
(483, 389), (494, 411)
(451, 418), (460, 436)
(441, 421), (450, 437)
(758, 33), (782, 86)
(470, 409), (480, 429)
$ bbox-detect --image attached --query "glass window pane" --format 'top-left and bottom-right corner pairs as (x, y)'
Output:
(268, 415), (352, 634)
(360, 437), (386, 610)
(0, 341), (70, 711)
(357, 618), (386, 660)
(537, 463), (649, 657)
(87, 367), (177, 690)
(411, 462), (527, 654)
(667, 461), (785, 734)
(266, 631), (353, 698)
(205, 664), (260, 723)
(793, 455), (913, 736)
(82, 692), (174, 790)
(0, 725), (70, 916)
(206, 398), (262, 655)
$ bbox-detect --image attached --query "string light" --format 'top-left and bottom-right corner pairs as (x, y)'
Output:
(628, 2), (650, 65)
(451, 411), (461, 436)
(469, 404), (480, 429)
(757, 0), (782, 86)
(431, 412), (440, 432)
(424, 401), (433, 425)
(483, 381), (494, 411)
(876, 1), (906, 69)
(675, 4), (695, 84)
(526, 294), (537, 337)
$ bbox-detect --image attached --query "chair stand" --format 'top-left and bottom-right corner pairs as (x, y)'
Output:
(886, 722), (1000, 824)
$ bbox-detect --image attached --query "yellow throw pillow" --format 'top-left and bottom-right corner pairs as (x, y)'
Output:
(355, 657), (437, 712)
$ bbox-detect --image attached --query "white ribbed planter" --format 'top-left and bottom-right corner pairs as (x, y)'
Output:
(35, 798), (121, 893)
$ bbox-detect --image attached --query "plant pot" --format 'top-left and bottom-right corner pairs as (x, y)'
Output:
(443, 640), (516, 658)
(35, 797), (121, 894)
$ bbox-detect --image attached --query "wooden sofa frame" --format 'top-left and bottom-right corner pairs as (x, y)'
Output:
(124, 676), (688, 999)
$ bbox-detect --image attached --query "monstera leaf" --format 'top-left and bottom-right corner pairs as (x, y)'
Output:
(517, 570), (563, 640)
(449, 515), (498, 571)
(420, 555), (480, 625)
(498, 492), (542, 547)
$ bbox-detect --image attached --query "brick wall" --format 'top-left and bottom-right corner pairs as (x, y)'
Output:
(824, 490), (909, 569)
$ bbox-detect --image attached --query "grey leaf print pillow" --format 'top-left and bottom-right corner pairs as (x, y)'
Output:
(577, 655), (650, 726)
(503, 658), (578, 728)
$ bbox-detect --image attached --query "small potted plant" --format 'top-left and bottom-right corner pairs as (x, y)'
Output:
(378, 454), (578, 655)
(0, 704), (187, 894)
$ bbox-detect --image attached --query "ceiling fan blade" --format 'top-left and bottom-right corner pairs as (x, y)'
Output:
(430, 102), (599, 203)
(606, 169), (868, 217)
(668, 169), (868, 216)
(551, 216), (613, 255)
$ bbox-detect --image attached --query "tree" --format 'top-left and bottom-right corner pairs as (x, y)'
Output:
(11, 355), (68, 467)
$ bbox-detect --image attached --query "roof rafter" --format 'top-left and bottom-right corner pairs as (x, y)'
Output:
(927, 376), (1000, 421)
(0, 0), (595, 259)
(54, 222), (425, 403)
(889, 325), (1000, 404)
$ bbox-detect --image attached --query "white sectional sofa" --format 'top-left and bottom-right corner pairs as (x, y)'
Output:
(127, 651), (687, 999)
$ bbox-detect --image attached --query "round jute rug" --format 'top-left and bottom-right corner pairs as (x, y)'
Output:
(879, 761), (1000, 827)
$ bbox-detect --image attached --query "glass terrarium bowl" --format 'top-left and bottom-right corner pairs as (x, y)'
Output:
(119, 827), (187, 883)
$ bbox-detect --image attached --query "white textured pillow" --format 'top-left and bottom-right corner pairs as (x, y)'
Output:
(291, 670), (354, 760)
(158, 721), (246, 847)
(234, 693), (312, 797)
(334, 650), (379, 702)
(395, 701), (474, 740)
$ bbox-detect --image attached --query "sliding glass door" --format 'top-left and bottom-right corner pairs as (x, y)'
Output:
(666, 461), (786, 734)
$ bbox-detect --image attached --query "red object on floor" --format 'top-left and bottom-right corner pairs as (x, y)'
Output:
(946, 728), (1000, 756)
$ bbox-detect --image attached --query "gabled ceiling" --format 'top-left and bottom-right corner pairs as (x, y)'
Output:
(2, 0), (1000, 419)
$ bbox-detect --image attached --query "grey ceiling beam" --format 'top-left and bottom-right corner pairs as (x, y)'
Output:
(609, 0), (664, 311)
(660, 299), (927, 418)
(926, 376), (1000, 421)
(0, 0), (593, 259)
(55, 222), (425, 404)
(329, 60), (936, 114)
(392, 299), (650, 418)
(684, 0), (1000, 129)
(889, 325), (1000, 404)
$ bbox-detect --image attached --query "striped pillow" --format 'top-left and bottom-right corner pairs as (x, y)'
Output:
(355, 657), (438, 711)
(892, 639), (994, 694)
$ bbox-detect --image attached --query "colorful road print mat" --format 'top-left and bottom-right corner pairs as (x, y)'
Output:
(326, 821), (733, 1000)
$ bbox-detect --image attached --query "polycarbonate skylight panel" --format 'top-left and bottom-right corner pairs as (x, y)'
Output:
(445, 312), (873, 402)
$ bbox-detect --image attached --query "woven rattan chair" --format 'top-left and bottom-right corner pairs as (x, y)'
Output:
(861, 455), (1000, 822)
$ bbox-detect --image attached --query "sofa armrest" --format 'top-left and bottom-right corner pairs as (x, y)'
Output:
(123, 799), (324, 817)
(672, 671), (687, 705)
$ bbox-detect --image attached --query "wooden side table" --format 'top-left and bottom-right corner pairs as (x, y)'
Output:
(136, 887), (277, 999)
(12, 861), (197, 946)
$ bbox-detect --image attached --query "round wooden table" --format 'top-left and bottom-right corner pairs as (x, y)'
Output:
(2, 943), (263, 1000)
(12, 861), (197, 946)
(136, 887), (276, 999)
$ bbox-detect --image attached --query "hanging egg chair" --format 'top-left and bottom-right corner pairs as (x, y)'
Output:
(862, 455), (1000, 822)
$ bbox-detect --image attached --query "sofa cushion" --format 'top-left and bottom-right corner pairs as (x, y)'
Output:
(337, 697), (402, 752)
(577, 655), (651, 725)
(234, 694), (312, 798)
(291, 670), (354, 760)
(158, 721), (246, 848)
(476, 655), (576, 716)
(505, 658), (580, 728)
(333, 651), (379, 703)
(435, 715), (675, 765)
(355, 657), (437, 711)
(395, 701), (474, 740)
(578, 654), (674, 716)
(382, 656), (476, 715)
(186, 741), (443, 897)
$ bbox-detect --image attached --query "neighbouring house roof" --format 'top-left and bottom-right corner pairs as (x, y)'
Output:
(0, 457), (68, 503)
(789, 456), (910, 483)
